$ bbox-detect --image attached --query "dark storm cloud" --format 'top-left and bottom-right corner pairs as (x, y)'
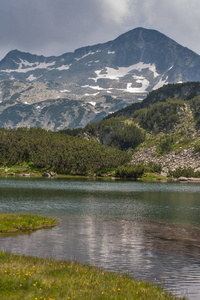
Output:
(0, 0), (200, 59)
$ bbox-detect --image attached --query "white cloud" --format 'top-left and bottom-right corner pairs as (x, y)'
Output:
(117, 0), (200, 55)
(99, 0), (132, 24)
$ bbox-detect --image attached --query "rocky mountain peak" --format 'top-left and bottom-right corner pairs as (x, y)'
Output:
(0, 27), (200, 130)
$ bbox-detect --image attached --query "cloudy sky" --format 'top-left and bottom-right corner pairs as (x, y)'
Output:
(0, 0), (200, 60)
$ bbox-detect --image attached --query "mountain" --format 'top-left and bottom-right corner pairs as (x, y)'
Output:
(0, 27), (200, 130)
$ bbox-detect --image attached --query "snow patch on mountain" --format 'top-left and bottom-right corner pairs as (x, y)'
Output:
(75, 50), (101, 61)
(2, 60), (56, 73)
(60, 89), (70, 93)
(91, 62), (159, 82)
(56, 64), (71, 71)
(153, 77), (168, 90)
(84, 93), (99, 96)
(126, 76), (149, 93)
(88, 101), (97, 106)
(82, 85), (104, 90)
(27, 74), (37, 81)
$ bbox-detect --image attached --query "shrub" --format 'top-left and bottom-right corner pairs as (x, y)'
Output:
(169, 167), (200, 178)
(0, 128), (131, 175)
(194, 142), (200, 153)
(84, 117), (145, 151)
(145, 162), (162, 173)
(157, 136), (174, 155)
(133, 100), (182, 133)
(115, 164), (145, 179)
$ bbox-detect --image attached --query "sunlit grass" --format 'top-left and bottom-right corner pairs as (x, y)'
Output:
(140, 172), (168, 182)
(0, 251), (186, 300)
(0, 213), (59, 232)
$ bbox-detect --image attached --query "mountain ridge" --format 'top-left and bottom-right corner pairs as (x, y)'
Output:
(1, 27), (200, 86)
(0, 27), (200, 130)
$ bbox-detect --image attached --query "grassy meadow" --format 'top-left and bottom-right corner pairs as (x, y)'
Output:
(0, 251), (186, 300)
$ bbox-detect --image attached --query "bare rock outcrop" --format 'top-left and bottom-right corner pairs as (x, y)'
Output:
(132, 146), (200, 174)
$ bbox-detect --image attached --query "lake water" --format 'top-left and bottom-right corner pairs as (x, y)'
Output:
(0, 177), (200, 299)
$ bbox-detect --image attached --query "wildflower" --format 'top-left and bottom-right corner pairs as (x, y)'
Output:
(102, 292), (104, 294)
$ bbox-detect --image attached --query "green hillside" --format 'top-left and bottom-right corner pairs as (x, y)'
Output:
(64, 82), (200, 178)
(74, 83), (200, 151)
(0, 128), (130, 176)
(106, 81), (200, 118)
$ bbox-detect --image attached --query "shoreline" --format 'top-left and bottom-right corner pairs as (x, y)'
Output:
(1, 171), (200, 184)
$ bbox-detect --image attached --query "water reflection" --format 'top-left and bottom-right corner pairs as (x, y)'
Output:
(0, 177), (200, 299)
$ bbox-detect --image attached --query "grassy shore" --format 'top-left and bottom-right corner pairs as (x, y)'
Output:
(0, 213), (59, 233)
(0, 251), (186, 300)
(0, 164), (168, 182)
(0, 213), (186, 299)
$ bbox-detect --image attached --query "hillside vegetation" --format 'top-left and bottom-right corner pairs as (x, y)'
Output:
(0, 128), (130, 176)
(64, 82), (200, 177)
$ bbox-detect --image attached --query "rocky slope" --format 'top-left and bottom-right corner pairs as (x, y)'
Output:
(132, 146), (200, 175)
(0, 81), (126, 130)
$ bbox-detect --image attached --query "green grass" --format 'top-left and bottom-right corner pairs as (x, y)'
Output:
(140, 173), (168, 182)
(0, 251), (186, 300)
(0, 163), (50, 176)
(0, 213), (59, 233)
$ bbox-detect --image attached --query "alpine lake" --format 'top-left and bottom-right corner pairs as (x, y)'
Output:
(0, 176), (200, 299)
